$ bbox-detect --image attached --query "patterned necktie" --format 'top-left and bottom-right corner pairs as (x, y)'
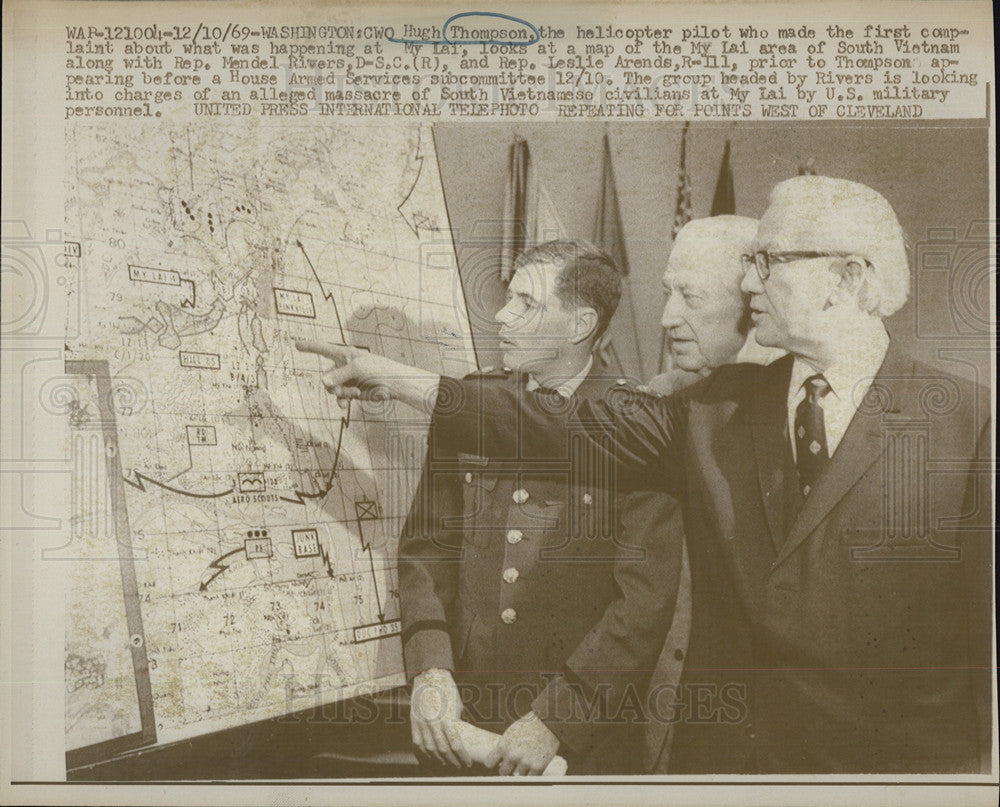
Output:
(794, 373), (831, 496)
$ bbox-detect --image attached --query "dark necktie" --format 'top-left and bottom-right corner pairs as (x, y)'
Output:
(794, 373), (831, 496)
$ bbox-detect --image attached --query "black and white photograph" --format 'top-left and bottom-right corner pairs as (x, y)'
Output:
(1, 1), (995, 805)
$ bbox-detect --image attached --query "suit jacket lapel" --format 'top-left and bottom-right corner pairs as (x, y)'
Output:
(772, 343), (911, 569)
(751, 356), (795, 554)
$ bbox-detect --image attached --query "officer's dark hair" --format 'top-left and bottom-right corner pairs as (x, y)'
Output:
(513, 240), (623, 340)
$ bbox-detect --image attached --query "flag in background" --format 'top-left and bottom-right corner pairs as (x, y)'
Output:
(711, 139), (736, 215)
(499, 136), (565, 282)
(499, 136), (529, 282)
(672, 122), (693, 239)
(593, 132), (644, 380)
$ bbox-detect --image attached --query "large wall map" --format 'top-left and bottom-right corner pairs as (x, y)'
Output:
(62, 121), (476, 760)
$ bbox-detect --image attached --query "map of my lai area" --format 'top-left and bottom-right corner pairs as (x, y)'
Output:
(61, 120), (476, 755)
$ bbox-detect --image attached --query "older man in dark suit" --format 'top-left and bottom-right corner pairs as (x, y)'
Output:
(300, 176), (993, 773)
(644, 214), (785, 773)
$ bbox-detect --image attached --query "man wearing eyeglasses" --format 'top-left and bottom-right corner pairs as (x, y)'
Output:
(298, 176), (992, 773)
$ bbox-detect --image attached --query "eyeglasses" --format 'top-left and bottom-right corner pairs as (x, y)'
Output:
(741, 251), (845, 281)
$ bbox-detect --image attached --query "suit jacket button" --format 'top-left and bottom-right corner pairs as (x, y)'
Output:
(512, 488), (529, 504)
(500, 608), (517, 624)
(506, 529), (523, 545)
(503, 567), (519, 584)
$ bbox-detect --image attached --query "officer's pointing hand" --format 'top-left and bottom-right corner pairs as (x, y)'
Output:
(295, 340), (440, 411)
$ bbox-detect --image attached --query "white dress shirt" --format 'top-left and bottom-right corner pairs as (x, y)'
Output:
(787, 330), (889, 463)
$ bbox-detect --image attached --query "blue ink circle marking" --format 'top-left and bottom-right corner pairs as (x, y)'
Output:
(386, 11), (539, 46)
(444, 12), (540, 46)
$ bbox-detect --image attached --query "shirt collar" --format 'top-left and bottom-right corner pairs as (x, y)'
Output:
(789, 329), (889, 405)
(526, 355), (594, 398)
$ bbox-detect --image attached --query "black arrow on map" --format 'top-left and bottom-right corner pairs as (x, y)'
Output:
(397, 129), (433, 237)
(296, 239), (345, 343)
(364, 545), (385, 622)
(318, 543), (336, 579)
(356, 498), (385, 622)
(123, 470), (233, 499)
(279, 412), (349, 506)
(199, 545), (245, 590)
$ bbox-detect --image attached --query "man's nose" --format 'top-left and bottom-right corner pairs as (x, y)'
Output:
(661, 294), (684, 329)
(495, 301), (514, 326)
(740, 267), (763, 295)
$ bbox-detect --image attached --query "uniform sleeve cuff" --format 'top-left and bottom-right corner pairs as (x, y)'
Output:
(402, 627), (454, 683)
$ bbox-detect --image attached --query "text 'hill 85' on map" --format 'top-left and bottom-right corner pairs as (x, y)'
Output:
(60, 120), (476, 760)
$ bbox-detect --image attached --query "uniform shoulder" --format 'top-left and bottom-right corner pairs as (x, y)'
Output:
(685, 356), (791, 404)
(602, 374), (669, 399)
(462, 366), (513, 381)
(646, 368), (703, 397)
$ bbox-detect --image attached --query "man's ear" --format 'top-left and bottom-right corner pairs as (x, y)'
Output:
(572, 307), (599, 344)
(827, 257), (869, 308)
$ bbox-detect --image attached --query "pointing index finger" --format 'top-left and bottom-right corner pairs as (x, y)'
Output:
(295, 340), (357, 363)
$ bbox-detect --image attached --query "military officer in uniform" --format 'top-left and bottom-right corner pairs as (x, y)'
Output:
(396, 240), (683, 775)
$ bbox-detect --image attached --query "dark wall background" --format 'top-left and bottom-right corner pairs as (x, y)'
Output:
(433, 121), (991, 387)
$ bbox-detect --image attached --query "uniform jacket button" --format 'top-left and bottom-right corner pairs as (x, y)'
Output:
(500, 608), (517, 624)
(581, 492), (593, 506)
(512, 488), (529, 504)
(503, 567), (519, 584)
(464, 472), (473, 484)
(506, 529), (523, 544)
